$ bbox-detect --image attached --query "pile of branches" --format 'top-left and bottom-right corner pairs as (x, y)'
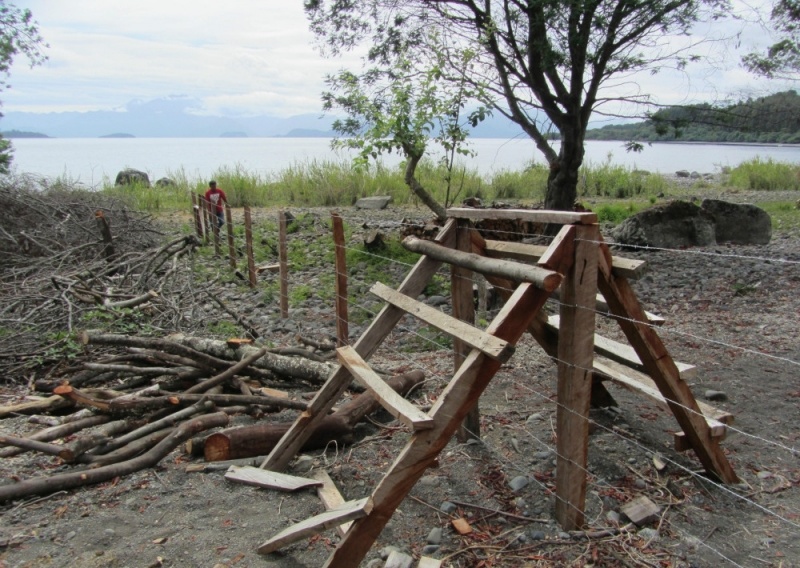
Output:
(0, 177), (203, 380)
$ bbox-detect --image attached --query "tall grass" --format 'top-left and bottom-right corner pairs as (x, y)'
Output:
(727, 157), (800, 191)
(578, 157), (670, 198)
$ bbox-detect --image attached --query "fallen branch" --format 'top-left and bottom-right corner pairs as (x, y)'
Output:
(0, 411), (229, 503)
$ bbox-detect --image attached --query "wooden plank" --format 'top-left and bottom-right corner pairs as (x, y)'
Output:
(596, 240), (739, 484)
(594, 357), (730, 436)
(224, 465), (323, 491)
(278, 210), (289, 319)
(332, 212), (349, 347)
(321, 283), (553, 568)
(259, 221), (457, 472)
(447, 207), (597, 225)
(384, 550), (414, 568)
(547, 316), (693, 378)
(451, 517), (473, 535)
(417, 558), (442, 568)
(371, 282), (513, 362)
(337, 346), (434, 431)
(555, 224), (598, 530)
(482, 239), (647, 280)
(310, 469), (352, 537)
(257, 497), (373, 554)
(621, 496), (660, 526)
(453, 219), (479, 442)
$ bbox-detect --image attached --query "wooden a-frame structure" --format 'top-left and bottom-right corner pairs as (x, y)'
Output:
(229, 208), (738, 568)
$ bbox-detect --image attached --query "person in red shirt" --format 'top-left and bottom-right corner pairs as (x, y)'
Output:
(204, 180), (227, 228)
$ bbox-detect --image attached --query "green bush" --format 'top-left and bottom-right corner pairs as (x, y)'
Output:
(728, 158), (800, 191)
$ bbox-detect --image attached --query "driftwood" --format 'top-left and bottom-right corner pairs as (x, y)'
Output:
(0, 411), (230, 503)
(0, 395), (74, 418)
(202, 369), (425, 461)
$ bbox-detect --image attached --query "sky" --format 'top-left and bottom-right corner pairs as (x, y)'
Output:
(4, 1), (795, 122)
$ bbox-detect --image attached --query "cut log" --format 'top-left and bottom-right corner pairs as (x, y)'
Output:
(203, 370), (425, 462)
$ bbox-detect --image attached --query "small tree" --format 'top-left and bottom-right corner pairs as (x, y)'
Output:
(307, 0), (732, 211)
(322, 46), (489, 221)
(743, 0), (799, 79)
(0, 3), (48, 172)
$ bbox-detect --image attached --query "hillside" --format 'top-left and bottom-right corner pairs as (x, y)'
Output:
(587, 90), (800, 144)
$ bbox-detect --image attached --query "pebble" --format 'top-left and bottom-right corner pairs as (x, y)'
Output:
(606, 511), (621, 524)
(509, 475), (529, 492)
(529, 530), (546, 540)
(638, 528), (659, 542)
(558, 531), (571, 540)
(421, 544), (440, 555)
(440, 501), (458, 514)
(704, 390), (728, 401)
(634, 478), (647, 489)
(427, 527), (442, 545)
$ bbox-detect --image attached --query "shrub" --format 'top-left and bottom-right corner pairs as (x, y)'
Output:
(728, 158), (800, 191)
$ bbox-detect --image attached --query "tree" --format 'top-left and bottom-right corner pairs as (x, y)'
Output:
(0, 3), (48, 173)
(323, 45), (489, 221)
(306, 0), (730, 211)
(743, 0), (800, 78)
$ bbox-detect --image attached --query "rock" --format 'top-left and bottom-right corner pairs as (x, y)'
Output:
(701, 199), (772, 245)
(355, 196), (393, 210)
(509, 475), (529, 492)
(114, 168), (151, 187)
(421, 545), (440, 555)
(611, 201), (716, 248)
(675, 170), (691, 178)
(638, 527), (660, 542)
(155, 177), (175, 187)
(426, 527), (443, 545)
(440, 501), (458, 514)
(529, 530), (546, 540)
(704, 389), (728, 401)
(385, 550), (414, 568)
(621, 495), (660, 526)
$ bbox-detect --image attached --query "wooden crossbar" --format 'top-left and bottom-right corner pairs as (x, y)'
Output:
(371, 282), (514, 362)
(337, 346), (435, 431)
(256, 497), (373, 554)
(447, 207), (598, 225)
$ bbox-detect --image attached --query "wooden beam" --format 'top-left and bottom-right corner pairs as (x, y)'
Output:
(596, 240), (739, 484)
(370, 282), (513, 362)
(310, 469), (353, 537)
(259, 221), (457, 472)
(224, 465), (322, 492)
(482, 239), (647, 280)
(320, 283), (553, 568)
(547, 316), (693, 377)
(403, 236), (562, 292)
(554, 224), (598, 530)
(257, 497), (373, 554)
(337, 346), (434, 431)
(447, 207), (597, 225)
(453, 219), (479, 442)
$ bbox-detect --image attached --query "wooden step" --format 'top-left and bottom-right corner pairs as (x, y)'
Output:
(337, 345), (435, 431)
(593, 356), (731, 437)
(370, 281), (514, 362)
(224, 465), (322, 492)
(257, 496), (373, 554)
(481, 239), (647, 280)
(310, 469), (353, 537)
(547, 316), (691, 377)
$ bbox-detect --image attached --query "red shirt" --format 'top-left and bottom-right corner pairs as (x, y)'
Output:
(204, 187), (227, 213)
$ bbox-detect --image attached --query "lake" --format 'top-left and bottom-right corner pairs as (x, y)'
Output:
(8, 137), (800, 187)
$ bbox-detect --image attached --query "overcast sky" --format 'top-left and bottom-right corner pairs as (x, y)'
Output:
(5, 1), (794, 120)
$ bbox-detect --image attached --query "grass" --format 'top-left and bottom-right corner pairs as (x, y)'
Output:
(727, 157), (800, 191)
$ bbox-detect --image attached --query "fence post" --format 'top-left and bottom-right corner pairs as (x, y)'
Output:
(554, 223), (598, 530)
(201, 195), (212, 245)
(225, 204), (236, 269)
(278, 210), (289, 319)
(244, 206), (257, 288)
(191, 194), (203, 239)
(453, 218), (478, 442)
(332, 212), (348, 346)
(94, 210), (115, 261)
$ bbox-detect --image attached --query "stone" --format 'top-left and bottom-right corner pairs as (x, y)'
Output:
(611, 200), (716, 248)
(426, 527), (443, 545)
(440, 501), (458, 514)
(155, 177), (176, 187)
(638, 527), (660, 542)
(675, 170), (691, 178)
(355, 196), (393, 210)
(701, 199), (772, 245)
(529, 530), (546, 540)
(114, 168), (151, 187)
(509, 475), (529, 492)
(621, 495), (660, 526)
(704, 389), (728, 401)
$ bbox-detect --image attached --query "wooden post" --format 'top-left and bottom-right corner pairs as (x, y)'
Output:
(201, 195), (212, 245)
(278, 210), (289, 319)
(211, 210), (221, 257)
(225, 204), (236, 269)
(243, 206), (257, 288)
(191, 193), (203, 239)
(332, 212), (348, 346)
(453, 219), (478, 442)
(94, 210), (115, 261)
(554, 223), (598, 530)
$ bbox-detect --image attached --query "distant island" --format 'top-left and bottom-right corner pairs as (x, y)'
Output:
(2, 130), (50, 138)
(220, 131), (247, 138)
(281, 128), (336, 138)
(100, 133), (135, 138)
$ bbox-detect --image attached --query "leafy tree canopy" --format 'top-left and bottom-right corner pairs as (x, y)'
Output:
(306, 0), (731, 211)
(743, 0), (799, 79)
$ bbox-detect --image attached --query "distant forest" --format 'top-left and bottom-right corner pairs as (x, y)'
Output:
(586, 90), (800, 144)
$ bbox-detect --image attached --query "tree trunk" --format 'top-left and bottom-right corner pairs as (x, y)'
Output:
(404, 153), (447, 222)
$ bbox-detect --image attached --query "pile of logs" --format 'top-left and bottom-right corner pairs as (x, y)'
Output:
(0, 330), (425, 503)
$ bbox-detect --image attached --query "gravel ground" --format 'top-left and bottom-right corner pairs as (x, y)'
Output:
(1, 196), (799, 568)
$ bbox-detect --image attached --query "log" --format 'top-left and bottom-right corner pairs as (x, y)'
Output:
(0, 395), (74, 418)
(0, 415), (110, 458)
(184, 347), (268, 394)
(0, 412), (229, 503)
(203, 370), (425, 462)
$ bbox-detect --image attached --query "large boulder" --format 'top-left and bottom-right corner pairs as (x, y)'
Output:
(115, 168), (151, 187)
(701, 199), (771, 245)
(612, 201), (716, 248)
(355, 196), (392, 210)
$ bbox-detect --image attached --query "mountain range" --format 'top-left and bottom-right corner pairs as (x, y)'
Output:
(1, 96), (526, 139)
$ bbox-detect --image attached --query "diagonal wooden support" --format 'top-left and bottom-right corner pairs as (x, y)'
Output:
(259, 220), (457, 472)
(318, 282), (558, 568)
(595, 239), (739, 484)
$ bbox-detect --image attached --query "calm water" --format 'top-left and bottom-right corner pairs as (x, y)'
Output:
(9, 137), (800, 187)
